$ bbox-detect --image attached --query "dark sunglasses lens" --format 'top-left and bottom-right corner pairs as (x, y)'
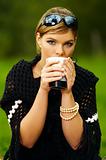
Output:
(65, 16), (78, 27)
(44, 15), (61, 26)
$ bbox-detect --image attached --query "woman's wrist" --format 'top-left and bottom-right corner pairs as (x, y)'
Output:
(61, 89), (73, 96)
(61, 90), (75, 107)
(39, 86), (50, 94)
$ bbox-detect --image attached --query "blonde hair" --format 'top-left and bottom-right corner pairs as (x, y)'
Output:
(35, 7), (78, 52)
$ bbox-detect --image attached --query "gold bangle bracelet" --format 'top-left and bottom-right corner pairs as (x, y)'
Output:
(60, 107), (77, 113)
(60, 108), (79, 121)
(60, 102), (79, 113)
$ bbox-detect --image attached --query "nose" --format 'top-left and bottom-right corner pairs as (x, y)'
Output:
(56, 45), (64, 56)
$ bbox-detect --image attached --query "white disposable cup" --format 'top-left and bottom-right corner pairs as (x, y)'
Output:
(46, 57), (66, 65)
(46, 57), (67, 90)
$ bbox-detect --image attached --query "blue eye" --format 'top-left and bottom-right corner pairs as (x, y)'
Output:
(47, 40), (56, 45)
(65, 42), (73, 47)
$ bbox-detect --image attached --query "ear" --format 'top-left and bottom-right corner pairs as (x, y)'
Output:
(74, 36), (77, 42)
(73, 36), (77, 47)
(36, 32), (42, 48)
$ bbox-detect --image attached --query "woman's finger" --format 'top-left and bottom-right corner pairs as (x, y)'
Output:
(42, 71), (65, 78)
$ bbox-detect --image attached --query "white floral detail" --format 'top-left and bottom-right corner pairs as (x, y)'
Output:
(8, 100), (22, 123)
(85, 113), (98, 123)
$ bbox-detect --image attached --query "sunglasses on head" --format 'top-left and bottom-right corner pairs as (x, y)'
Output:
(42, 14), (78, 29)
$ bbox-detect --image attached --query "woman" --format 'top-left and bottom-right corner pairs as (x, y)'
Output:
(0, 6), (101, 160)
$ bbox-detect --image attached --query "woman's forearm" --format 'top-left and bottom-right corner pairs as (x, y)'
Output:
(61, 91), (83, 150)
(20, 87), (49, 148)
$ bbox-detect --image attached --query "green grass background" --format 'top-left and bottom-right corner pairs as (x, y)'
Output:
(0, 55), (106, 158)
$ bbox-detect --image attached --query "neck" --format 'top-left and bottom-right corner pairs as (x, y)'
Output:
(32, 57), (46, 78)
(39, 58), (46, 69)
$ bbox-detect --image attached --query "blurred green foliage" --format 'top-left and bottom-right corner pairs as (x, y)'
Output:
(0, 0), (106, 58)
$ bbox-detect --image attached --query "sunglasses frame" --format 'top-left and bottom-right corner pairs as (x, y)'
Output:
(42, 14), (78, 29)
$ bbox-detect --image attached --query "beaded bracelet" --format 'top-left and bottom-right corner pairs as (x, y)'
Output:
(60, 102), (79, 113)
(60, 107), (79, 121)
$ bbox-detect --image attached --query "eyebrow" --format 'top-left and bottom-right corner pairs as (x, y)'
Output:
(46, 38), (74, 43)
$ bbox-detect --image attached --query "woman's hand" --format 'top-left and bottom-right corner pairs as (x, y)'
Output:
(62, 57), (76, 94)
(40, 60), (65, 92)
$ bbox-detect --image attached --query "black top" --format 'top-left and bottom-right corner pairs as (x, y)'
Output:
(0, 55), (101, 160)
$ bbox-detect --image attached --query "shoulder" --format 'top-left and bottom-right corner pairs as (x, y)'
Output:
(8, 59), (30, 74)
(75, 63), (99, 87)
(73, 63), (99, 101)
(1, 59), (31, 105)
(6, 59), (30, 80)
(7, 54), (41, 79)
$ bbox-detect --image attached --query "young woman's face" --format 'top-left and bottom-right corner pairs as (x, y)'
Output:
(37, 29), (77, 60)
